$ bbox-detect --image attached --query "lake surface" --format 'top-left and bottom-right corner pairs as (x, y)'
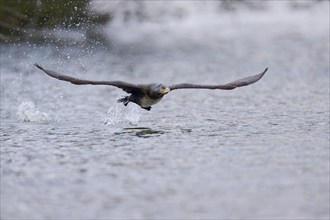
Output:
(1, 2), (329, 219)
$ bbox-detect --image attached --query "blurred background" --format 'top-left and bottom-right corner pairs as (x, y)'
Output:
(0, 0), (328, 44)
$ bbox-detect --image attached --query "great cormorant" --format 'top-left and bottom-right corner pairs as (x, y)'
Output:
(34, 63), (267, 111)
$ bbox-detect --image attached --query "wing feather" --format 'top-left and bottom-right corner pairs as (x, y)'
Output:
(169, 68), (268, 91)
(34, 63), (142, 94)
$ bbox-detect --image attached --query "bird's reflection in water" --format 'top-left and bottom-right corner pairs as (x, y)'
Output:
(116, 127), (165, 138)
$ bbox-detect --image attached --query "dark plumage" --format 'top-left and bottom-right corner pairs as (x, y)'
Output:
(34, 63), (267, 111)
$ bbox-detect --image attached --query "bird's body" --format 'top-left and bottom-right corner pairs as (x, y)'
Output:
(138, 92), (164, 107)
(34, 63), (267, 111)
(117, 83), (167, 110)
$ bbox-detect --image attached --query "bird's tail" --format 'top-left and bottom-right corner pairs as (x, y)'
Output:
(117, 96), (129, 106)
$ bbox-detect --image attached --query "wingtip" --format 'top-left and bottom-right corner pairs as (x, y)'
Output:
(260, 67), (268, 76)
(34, 63), (43, 70)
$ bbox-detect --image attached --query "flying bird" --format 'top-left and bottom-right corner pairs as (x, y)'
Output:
(34, 63), (267, 111)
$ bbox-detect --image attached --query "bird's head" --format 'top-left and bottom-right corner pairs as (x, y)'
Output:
(160, 84), (170, 95)
(149, 84), (170, 98)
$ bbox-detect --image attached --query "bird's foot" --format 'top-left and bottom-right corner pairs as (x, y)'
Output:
(142, 106), (151, 111)
(117, 96), (130, 106)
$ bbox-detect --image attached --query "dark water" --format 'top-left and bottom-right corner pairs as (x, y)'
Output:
(1, 2), (329, 219)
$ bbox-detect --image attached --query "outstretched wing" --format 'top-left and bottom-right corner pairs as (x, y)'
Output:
(169, 68), (268, 91)
(34, 63), (142, 94)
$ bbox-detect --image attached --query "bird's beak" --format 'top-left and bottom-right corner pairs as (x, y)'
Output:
(162, 87), (170, 95)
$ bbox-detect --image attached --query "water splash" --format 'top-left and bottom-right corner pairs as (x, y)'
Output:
(104, 101), (141, 126)
(17, 101), (52, 123)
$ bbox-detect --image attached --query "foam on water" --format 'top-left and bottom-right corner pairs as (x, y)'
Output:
(17, 101), (52, 123)
(104, 101), (141, 126)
